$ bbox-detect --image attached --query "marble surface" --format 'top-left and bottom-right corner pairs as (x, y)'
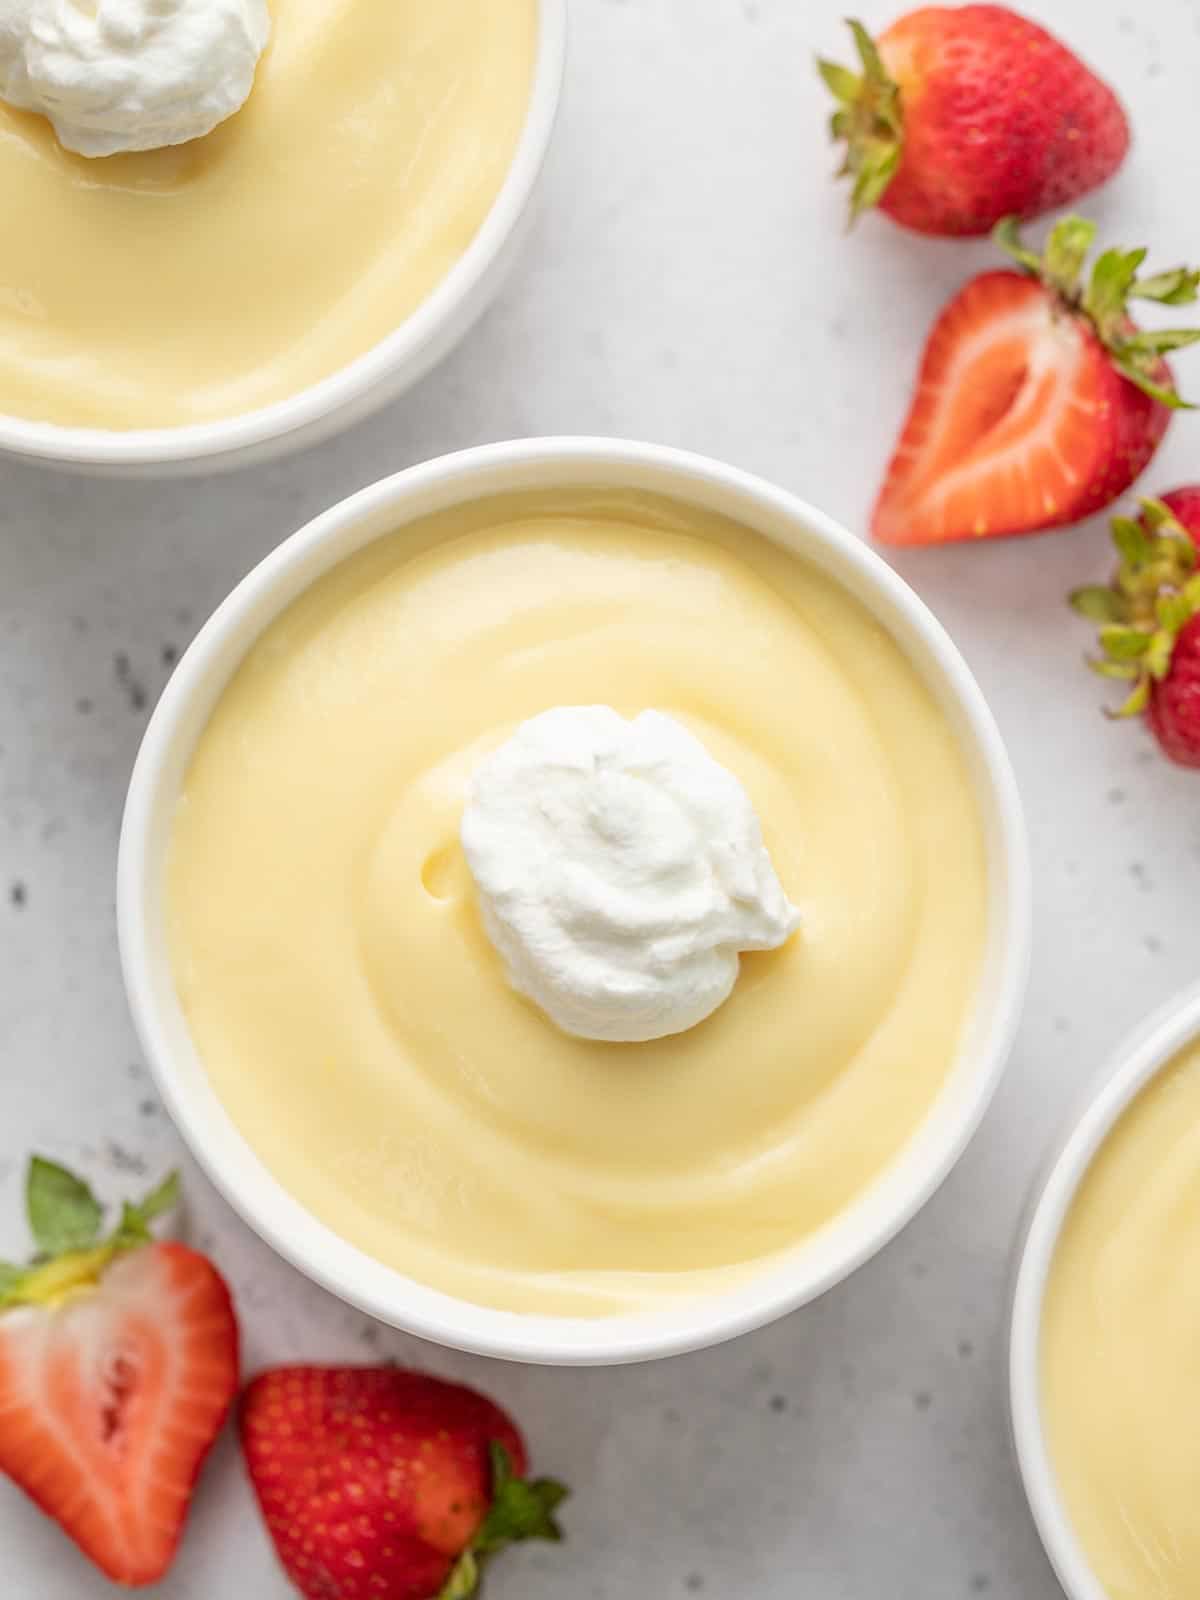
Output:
(3, 0), (1200, 1594)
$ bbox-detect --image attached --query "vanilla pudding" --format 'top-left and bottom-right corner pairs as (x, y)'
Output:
(1041, 1035), (1200, 1600)
(0, 0), (537, 429)
(165, 487), (989, 1316)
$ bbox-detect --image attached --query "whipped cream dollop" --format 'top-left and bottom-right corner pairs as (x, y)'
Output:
(0, 0), (270, 157)
(461, 707), (802, 1044)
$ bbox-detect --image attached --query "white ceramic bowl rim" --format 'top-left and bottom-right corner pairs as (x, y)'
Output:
(1010, 980), (1200, 1600)
(118, 437), (1031, 1364)
(0, 0), (565, 470)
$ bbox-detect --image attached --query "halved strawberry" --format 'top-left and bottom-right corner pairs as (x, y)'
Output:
(873, 218), (1200, 546)
(0, 1159), (238, 1587)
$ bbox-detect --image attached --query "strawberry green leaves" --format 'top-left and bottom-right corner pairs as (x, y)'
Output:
(1131, 267), (1200, 307)
(817, 58), (862, 105)
(1071, 499), (1200, 718)
(476, 1443), (568, 1553)
(992, 216), (1042, 276)
(440, 1555), (482, 1600)
(1043, 216), (1098, 296)
(1082, 246), (1200, 400)
(996, 216), (1200, 407)
(113, 1171), (180, 1250)
(27, 1158), (103, 1258)
(438, 1443), (568, 1600)
(1109, 338), (1200, 409)
(818, 19), (905, 223)
(0, 1158), (179, 1311)
(1071, 585), (1128, 624)
(1084, 244), (1149, 334)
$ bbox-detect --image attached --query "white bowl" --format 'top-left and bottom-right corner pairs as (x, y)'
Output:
(118, 437), (1031, 1364)
(0, 1), (565, 478)
(1010, 982), (1200, 1600)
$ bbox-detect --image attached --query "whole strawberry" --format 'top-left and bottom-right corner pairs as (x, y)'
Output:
(1072, 491), (1200, 768)
(241, 1366), (567, 1599)
(818, 7), (1129, 235)
(0, 1159), (238, 1586)
(872, 217), (1200, 546)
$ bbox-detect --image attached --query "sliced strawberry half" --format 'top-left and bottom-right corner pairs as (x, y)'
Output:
(0, 1160), (238, 1587)
(872, 217), (1200, 546)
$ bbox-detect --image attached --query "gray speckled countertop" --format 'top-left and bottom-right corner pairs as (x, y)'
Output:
(3, 1), (1200, 1595)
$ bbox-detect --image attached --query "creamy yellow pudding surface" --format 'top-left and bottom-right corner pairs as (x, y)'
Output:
(167, 491), (988, 1315)
(0, 0), (537, 430)
(1042, 1036), (1200, 1600)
